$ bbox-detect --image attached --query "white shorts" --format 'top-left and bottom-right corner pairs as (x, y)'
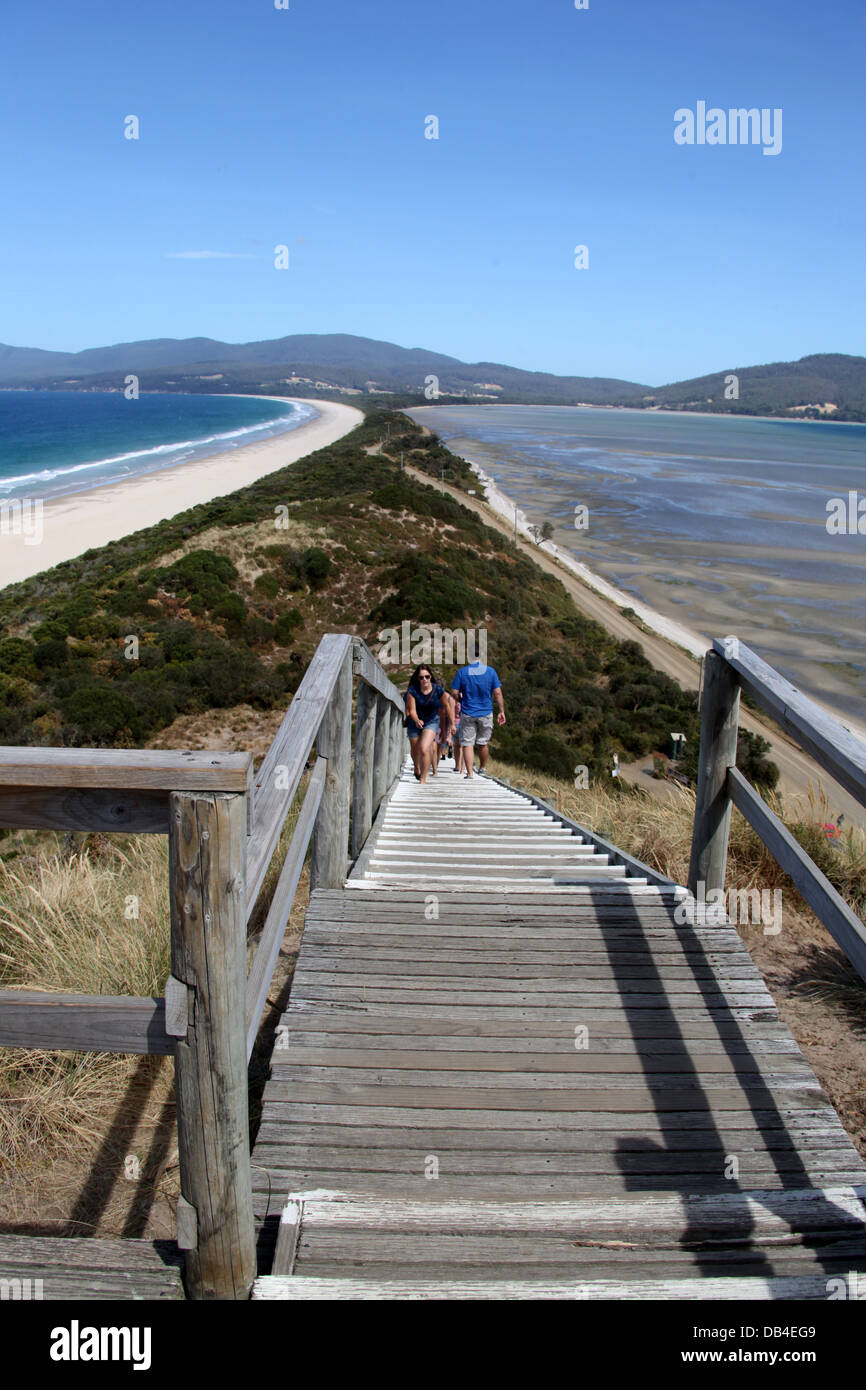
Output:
(459, 714), (494, 746)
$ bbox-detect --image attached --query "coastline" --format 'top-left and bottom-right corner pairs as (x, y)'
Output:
(440, 445), (866, 749)
(461, 453), (710, 661)
(0, 397), (363, 589)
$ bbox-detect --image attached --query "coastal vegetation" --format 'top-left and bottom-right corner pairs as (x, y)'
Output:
(0, 410), (705, 782)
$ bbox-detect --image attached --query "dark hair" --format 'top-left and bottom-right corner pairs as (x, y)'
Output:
(409, 664), (438, 690)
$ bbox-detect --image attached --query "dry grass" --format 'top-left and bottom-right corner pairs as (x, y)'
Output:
(0, 832), (176, 1231)
(0, 771), (312, 1234)
(493, 757), (866, 909)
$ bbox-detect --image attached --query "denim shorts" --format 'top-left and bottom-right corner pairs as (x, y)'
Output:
(407, 717), (440, 740)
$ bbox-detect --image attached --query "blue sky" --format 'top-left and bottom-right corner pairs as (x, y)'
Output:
(1, 0), (863, 384)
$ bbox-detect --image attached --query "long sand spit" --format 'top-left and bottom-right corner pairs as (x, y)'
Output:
(0, 398), (363, 590)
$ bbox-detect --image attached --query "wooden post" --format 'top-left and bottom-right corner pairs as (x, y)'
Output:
(688, 650), (741, 896)
(168, 790), (254, 1301)
(311, 647), (352, 889)
(351, 679), (376, 858)
(371, 694), (390, 815)
(389, 704), (403, 784)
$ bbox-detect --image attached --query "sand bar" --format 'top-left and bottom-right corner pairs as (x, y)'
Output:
(0, 397), (363, 589)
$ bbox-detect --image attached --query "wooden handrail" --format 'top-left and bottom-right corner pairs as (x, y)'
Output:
(688, 637), (866, 984)
(0, 632), (407, 1299)
(0, 991), (174, 1054)
(244, 757), (326, 1059)
(727, 766), (866, 981)
(711, 637), (866, 810)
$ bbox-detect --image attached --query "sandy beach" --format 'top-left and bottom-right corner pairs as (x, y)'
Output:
(0, 397), (363, 590)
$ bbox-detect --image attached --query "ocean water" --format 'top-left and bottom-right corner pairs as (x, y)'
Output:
(0, 390), (316, 503)
(409, 405), (866, 723)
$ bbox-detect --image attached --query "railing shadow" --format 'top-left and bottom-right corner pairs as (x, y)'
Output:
(584, 880), (862, 1285)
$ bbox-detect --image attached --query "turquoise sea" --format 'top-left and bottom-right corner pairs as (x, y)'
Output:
(410, 405), (866, 723)
(0, 390), (315, 503)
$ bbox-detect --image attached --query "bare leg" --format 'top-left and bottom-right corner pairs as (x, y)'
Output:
(418, 729), (437, 783)
(410, 736), (422, 776)
(462, 743), (475, 778)
(478, 742), (490, 771)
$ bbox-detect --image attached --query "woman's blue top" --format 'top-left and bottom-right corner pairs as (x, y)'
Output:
(407, 681), (445, 722)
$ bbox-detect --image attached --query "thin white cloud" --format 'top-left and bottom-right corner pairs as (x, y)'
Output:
(165, 250), (256, 260)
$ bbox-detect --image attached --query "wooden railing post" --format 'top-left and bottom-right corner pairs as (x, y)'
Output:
(352, 679), (376, 858)
(168, 789), (254, 1301)
(390, 703), (403, 783)
(688, 649), (741, 896)
(371, 694), (390, 815)
(311, 647), (352, 889)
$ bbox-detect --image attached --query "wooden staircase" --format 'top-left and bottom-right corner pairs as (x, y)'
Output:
(251, 761), (866, 1298)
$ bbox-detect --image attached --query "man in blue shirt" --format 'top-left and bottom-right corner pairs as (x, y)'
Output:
(451, 661), (506, 779)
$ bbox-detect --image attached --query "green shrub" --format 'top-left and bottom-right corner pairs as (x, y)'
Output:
(274, 608), (304, 642)
(213, 594), (247, 629)
(254, 572), (281, 600)
(33, 639), (69, 672)
(61, 686), (142, 745)
(0, 637), (37, 680)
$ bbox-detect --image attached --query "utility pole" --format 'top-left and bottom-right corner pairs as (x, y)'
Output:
(514, 504), (518, 545)
(441, 466), (445, 494)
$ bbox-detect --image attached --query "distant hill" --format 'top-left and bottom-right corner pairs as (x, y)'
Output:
(0, 334), (863, 420)
(644, 354), (866, 420)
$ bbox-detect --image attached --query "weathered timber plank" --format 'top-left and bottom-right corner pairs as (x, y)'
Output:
(244, 757), (325, 1059)
(247, 633), (352, 909)
(716, 636), (866, 811)
(728, 765), (866, 982)
(0, 991), (173, 1054)
(0, 1235), (184, 1270)
(292, 1250), (866, 1281)
(253, 1121), (853, 1154)
(169, 789), (254, 1301)
(0, 746), (251, 792)
(298, 939), (755, 963)
(251, 1273), (858, 1299)
(291, 984), (773, 1008)
(310, 646), (352, 891)
(283, 1003), (791, 1041)
(352, 637), (405, 711)
(269, 1064), (817, 1091)
(269, 1187), (866, 1234)
(294, 960), (762, 983)
(0, 786), (169, 834)
(277, 1029), (801, 1055)
(351, 678), (377, 858)
(252, 1170), (863, 1199)
(257, 1101), (847, 1132)
(261, 1081), (828, 1111)
(261, 1097), (843, 1125)
(270, 1046), (812, 1078)
(285, 1000), (779, 1024)
(251, 1143), (859, 1179)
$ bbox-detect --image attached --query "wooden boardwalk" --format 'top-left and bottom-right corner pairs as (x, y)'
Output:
(251, 765), (866, 1298)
